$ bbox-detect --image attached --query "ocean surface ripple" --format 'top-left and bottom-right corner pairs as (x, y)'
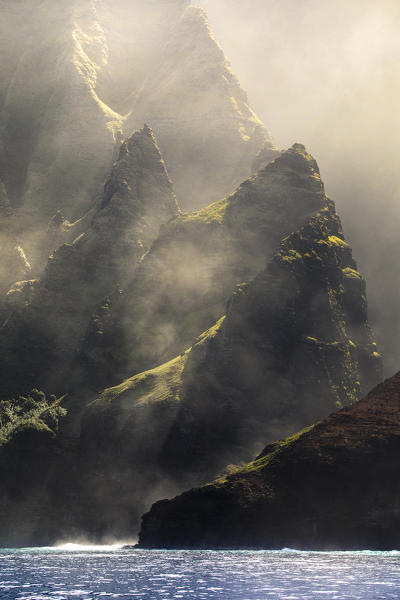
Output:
(0, 547), (399, 600)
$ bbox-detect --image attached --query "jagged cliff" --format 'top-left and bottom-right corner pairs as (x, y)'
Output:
(0, 0), (390, 551)
(0, 126), (178, 396)
(138, 372), (400, 550)
(76, 185), (381, 538)
(0, 141), (381, 545)
(80, 144), (338, 389)
(69, 148), (380, 539)
(0, 0), (123, 218)
(0, 0), (276, 310)
(157, 205), (381, 482)
(127, 5), (278, 210)
(0, 0), (273, 221)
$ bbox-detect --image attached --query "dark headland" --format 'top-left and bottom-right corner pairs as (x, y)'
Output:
(138, 372), (400, 550)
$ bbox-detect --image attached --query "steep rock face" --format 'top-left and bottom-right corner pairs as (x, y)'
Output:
(0, 179), (10, 213)
(0, 126), (178, 396)
(138, 373), (400, 550)
(128, 5), (278, 210)
(74, 347), (199, 539)
(157, 207), (381, 482)
(0, 0), (273, 222)
(0, 0), (123, 219)
(0, 0), (276, 296)
(80, 144), (348, 389)
(74, 201), (380, 539)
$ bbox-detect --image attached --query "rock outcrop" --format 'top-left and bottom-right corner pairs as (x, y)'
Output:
(138, 372), (400, 550)
(0, 0), (388, 551)
(0, 126), (178, 396)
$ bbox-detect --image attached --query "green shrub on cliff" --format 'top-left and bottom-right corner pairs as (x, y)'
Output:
(0, 390), (67, 446)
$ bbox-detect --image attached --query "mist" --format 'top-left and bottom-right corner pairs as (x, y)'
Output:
(198, 0), (400, 374)
(0, 0), (396, 546)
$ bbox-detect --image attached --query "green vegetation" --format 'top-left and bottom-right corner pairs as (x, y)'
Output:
(342, 267), (362, 280)
(238, 426), (315, 474)
(318, 235), (350, 249)
(95, 316), (227, 412)
(279, 248), (303, 263)
(214, 426), (316, 487)
(0, 390), (67, 446)
(179, 198), (229, 225)
(96, 354), (188, 408)
(192, 316), (226, 348)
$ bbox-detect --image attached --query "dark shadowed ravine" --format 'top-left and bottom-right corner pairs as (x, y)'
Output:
(1, 547), (400, 599)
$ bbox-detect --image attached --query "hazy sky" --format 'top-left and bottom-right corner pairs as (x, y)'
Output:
(198, 0), (399, 180)
(197, 0), (400, 373)
(196, 0), (400, 229)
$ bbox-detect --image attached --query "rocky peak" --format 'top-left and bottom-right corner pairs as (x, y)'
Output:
(0, 0), (276, 221)
(0, 134), (382, 544)
(128, 4), (278, 211)
(277, 142), (320, 174)
(157, 203), (381, 482)
(0, 127), (178, 396)
(99, 125), (178, 223)
(68, 182), (381, 542)
(78, 144), (331, 388)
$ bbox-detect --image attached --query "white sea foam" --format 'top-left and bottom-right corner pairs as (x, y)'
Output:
(54, 542), (124, 551)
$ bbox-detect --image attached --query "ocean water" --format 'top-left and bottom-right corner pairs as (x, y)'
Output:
(0, 546), (399, 600)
